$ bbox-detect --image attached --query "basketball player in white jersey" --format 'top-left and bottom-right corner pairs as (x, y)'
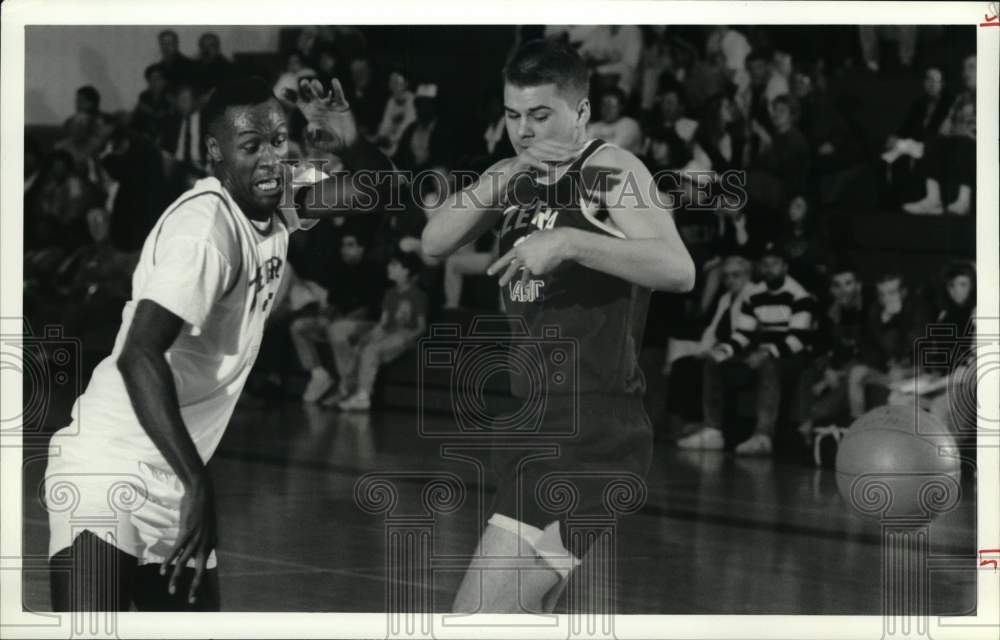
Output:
(422, 39), (695, 613)
(44, 75), (391, 611)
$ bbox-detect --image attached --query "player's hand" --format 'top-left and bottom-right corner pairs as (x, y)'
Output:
(162, 471), (218, 604)
(294, 77), (357, 152)
(487, 228), (573, 287)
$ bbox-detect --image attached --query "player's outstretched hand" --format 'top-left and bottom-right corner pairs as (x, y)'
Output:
(162, 471), (218, 604)
(295, 77), (358, 153)
(487, 228), (573, 287)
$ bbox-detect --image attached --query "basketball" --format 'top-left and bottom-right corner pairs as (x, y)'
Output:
(835, 405), (962, 520)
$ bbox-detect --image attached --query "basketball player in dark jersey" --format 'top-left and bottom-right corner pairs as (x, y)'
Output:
(422, 39), (695, 613)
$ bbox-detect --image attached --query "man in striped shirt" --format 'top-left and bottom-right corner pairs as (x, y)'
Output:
(701, 242), (815, 455)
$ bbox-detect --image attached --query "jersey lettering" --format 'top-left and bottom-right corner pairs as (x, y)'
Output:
(508, 279), (545, 302)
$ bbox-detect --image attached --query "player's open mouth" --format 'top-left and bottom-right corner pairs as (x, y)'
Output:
(253, 177), (281, 195)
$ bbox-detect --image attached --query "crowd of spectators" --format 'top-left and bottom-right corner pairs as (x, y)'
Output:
(24, 25), (978, 458)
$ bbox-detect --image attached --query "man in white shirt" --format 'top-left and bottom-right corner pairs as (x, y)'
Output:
(44, 75), (390, 611)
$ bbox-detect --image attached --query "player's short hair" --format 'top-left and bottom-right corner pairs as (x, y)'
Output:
(202, 76), (277, 139)
(76, 85), (100, 105)
(158, 29), (178, 43)
(390, 250), (424, 278)
(503, 38), (590, 104)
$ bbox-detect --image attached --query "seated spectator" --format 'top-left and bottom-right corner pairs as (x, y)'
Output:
(687, 92), (747, 176)
(938, 55), (976, 137)
(274, 51), (316, 109)
(650, 84), (698, 145)
(346, 57), (384, 136)
(100, 126), (171, 251)
(775, 196), (829, 295)
(192, 32), (234, 99)
(673, 254), (753, 449)
(882, 67), (952, 161)
(683, 51), (728, 114)
(162, 84), (209, 197)
(375, 68), (416, 157)
(294, 231), (385, 403)
(54, 112), (110, 184)
(478, 92), (514, 163)
(902, 99), (975, 215)
(157, 29), (196, 88)
(131, 63), (174, 146)
(314, 44), (340, 90)
(51, 207), (138, 336)
(638, 27), (675, 114)
(716, 193), (761, 259)
(795, 264), (868, 440)
(705, 26), (752, 77)
(337, 251), (428, 411)
(858, 26), (916, 73)
(747, 94), (810, 214)
(576, 25), (643, 96)
(847, 273), (929, 419)
(644, 124), (691, 178)
(792, 68), (859, 181)
(743, 50), (778, 130)
(697, 242), (815, 456)
(890, 261), (976, 432)
(63, 86), (110, 132)
(24, 149), (96, 254)
(394, 84), (458, 172)
(586, 87), (643, 155)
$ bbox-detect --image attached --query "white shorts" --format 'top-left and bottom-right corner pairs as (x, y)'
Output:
(488, 513), (582, 578)
(44, 436), (217, 569)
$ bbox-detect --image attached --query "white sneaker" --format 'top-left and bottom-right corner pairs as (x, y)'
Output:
(302, 369), (334, 403)
(902, 198), (943, 215)
(734, 433), (773, 456)
(338, 391), (371, 411)
(677, 427), (725, 450)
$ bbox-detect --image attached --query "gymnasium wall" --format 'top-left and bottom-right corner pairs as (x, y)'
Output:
(24, 26), (281, 125)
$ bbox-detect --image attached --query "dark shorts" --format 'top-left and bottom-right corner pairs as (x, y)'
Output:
(488, 393), (653, 558)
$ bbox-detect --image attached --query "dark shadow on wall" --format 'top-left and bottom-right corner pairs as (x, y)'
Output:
(79, 44), (125, 113)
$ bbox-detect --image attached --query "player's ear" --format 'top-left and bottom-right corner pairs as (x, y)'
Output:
(206, 135), (223, 164)
(576, 97), (591, 127)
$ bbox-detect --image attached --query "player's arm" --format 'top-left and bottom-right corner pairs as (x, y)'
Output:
(577, 147), (694, 291)
(289, 78), (399, 219)
(422, 140), (578, 259)
(420, 157), (510, 259)
(116, 300), (216, 601)
(491, 146), (695, 292)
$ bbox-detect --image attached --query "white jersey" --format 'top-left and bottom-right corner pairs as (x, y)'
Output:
(54, 172), (319, 467)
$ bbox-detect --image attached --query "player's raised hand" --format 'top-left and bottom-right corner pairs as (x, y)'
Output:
(162, 472), (218, 604)
(294, 77), (358, 152)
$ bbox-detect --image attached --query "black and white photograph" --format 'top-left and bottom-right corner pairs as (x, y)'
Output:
(1, 2), (998, 638)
